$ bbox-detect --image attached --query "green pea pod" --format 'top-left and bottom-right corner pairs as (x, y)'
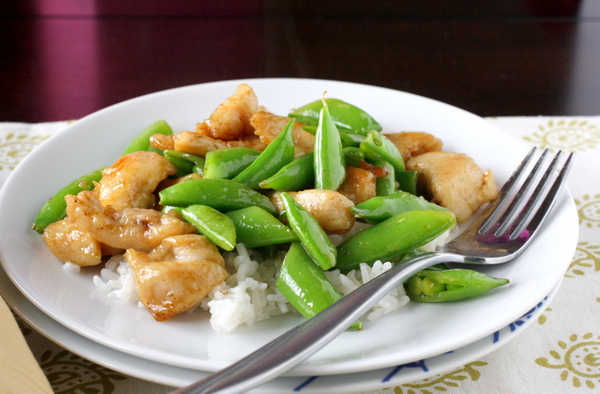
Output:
(233, 120), (295, 188)
(161, 205), (183, 215)
(314, 100), (346, 190)
(32, 167), (105, 233)
(373, 160), (396, 196)
(351, 191), (446, 224)
(225, 206), (297, 248)
(277, 242), (362, 330)
(259, 153), (315, 191)
(396, 170), (418, 195)
(279, 192), (337, 270)
(163, 150), (206, 177)
(204, 147), (261, 179)
(343, 147), (365, 168)
(181, 205), (236, 251)
(122, 120), (173, 155)
(404, 267), (509, 302)
(336, 209), (456, 273)
(360, 130), (405, 173)
(339, 129), (366, 147)
(289, 98), (381, 134)
(301, 125), (365, 148)
(159, 178), (277, 215)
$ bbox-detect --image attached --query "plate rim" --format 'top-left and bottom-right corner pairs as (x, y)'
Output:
(0, 77), (580, 375)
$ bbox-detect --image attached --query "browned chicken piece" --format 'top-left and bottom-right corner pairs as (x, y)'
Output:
(406, 151), (499, 223)
(338, 166), (377, 205)
(271, 189), (355, 234)
(150, 133), (175, 150)
(125, 234), (229, 321)
(97, 151), (177, 210)
(195, 84), (259, 141)
(170, 130), (266, 157)
(43, 218), (103, 266)
(66, 191), (196, 252)
(384, 131), (443, 160)
(251, 111), (315, 156)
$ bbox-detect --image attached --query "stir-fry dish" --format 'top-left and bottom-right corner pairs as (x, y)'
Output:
(33, 84), (508, 332)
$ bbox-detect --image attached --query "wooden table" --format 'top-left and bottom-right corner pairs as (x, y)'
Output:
(1, 0), (599, 122)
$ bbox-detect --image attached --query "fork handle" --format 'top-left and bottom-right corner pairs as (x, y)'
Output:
(171, 252), (463, 394)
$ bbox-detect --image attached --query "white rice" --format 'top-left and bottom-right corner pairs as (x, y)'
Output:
(92, 255), (140, 304)
(92, 230), (451, 334)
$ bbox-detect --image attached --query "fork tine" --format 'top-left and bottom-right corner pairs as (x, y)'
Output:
(508, 150), (574, 239)
(478, 147), (537, 233)
(492, 148), (552, 236)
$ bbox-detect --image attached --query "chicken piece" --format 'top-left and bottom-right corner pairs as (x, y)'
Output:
(43, 218), (103, 267)
(338, 166), (377, 205)
(406, 151), (498, 223)
(97, 151), (177, 210)
(384, 131), (443, 161)
(125, 234), (229, 321)
(195, 84), (259, 141)
(171, 131), (266, 157)
(251, 111), (315, 155)
(271, 189), (355, 234)
(150, 133), (175, 150)
(66, 191), (196, 252)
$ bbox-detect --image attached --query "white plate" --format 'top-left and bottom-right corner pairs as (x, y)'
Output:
(0, 78), (579, 375)
(0, 262), (561, 391)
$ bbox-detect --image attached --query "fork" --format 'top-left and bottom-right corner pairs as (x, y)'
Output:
(172, 147), (573, 394)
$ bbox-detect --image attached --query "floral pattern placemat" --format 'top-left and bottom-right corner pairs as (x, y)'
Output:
(1, 117), (599, 394)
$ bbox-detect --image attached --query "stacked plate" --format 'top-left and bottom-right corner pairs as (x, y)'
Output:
(0, 79), (579, 392)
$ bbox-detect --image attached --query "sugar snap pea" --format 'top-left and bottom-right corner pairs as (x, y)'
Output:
(163, 150), (205, 177)
(159, 178), (277, 215)
(122, 120), (173, 155)
(288, 98), (381, 134)
(32, 167), (105, 233)
(181, 205), (236, 251)
(259, 153), (315, 191)
(351, 191), (446, 224)
(336, 209), (456, 273)
(277, 242), (362, 330)
(404, 266), (509, 302)
(314, 98), (346, 190)
(396, 170), (419, 195)
(342, 147), (365, 168)
(204, 147), (261, 179)
(233, 119), (295, 188)
(279, 192), (337, 270)
(372, 160), (396, 196)
(360, 129), (405, 173)
(225, 206), (297, 248)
